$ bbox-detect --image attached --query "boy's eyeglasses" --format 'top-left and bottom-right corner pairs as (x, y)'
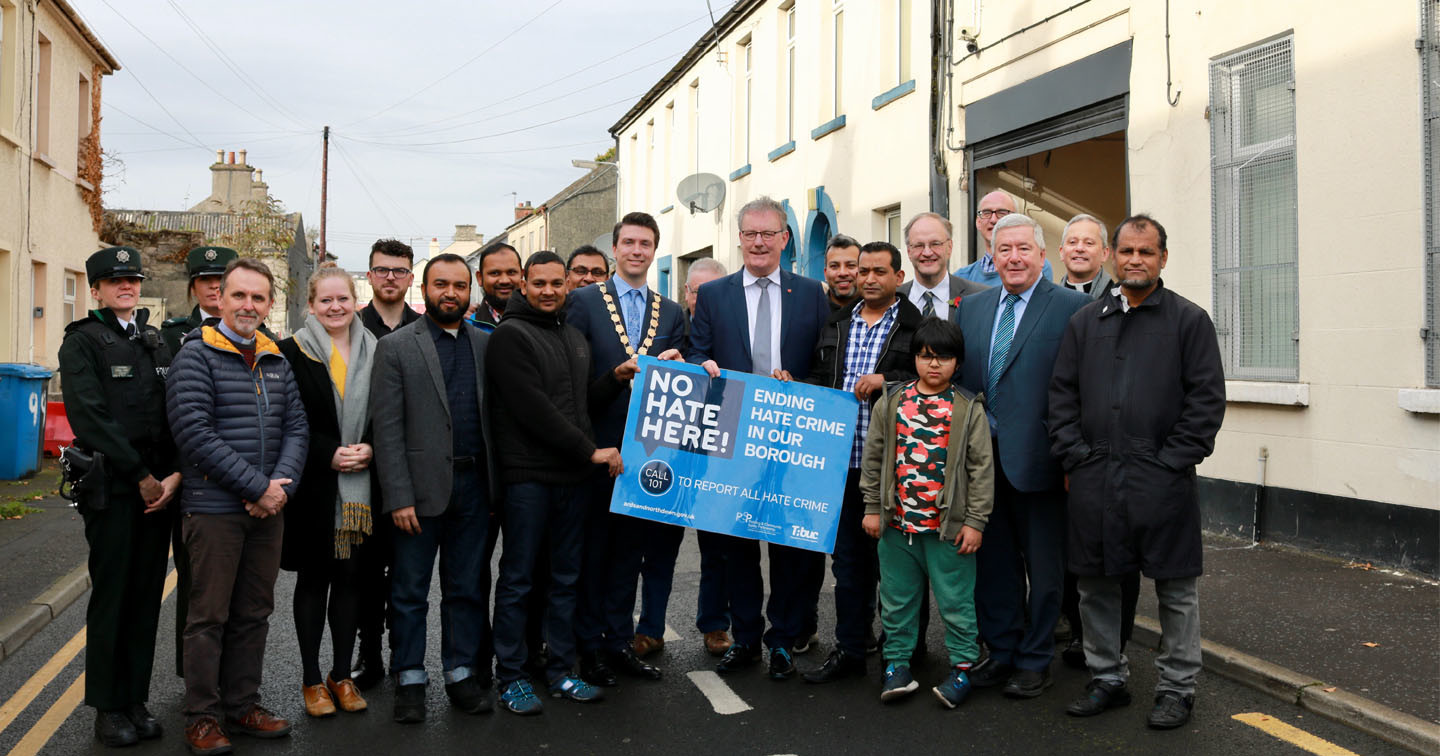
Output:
(917, 353), (957, 365)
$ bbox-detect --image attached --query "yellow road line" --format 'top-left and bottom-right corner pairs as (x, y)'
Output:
(0, 629), (86, 738)
(1232, 712), (1362, 756)
(0, 567), (177, 743)
(8, 672), (85, 756)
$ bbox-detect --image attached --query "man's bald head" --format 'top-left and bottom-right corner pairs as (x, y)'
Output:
(975, 190), (1019, 250)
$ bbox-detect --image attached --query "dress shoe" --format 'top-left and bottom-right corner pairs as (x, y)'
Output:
(184, 716), (232, 755)
(793, 632), (819, 654)
(225, 704), (291, 738)
(125, 704), (163, 740)
(704, 629), (733, 656)
(968, 657), (1014, 688)
(445, 676), (492, 714)
(1147, 691), (1194, 730)
(326, 675), (368, 712)
(579, 650), (618, 687)
(632, 633), (664, 658)
(1066, 678), (1131, 717)
(352, 650), (386, 691)
(610, 647), (663, 680)
(802, 649), (866, 683)
(303, 683), (337, 717)
(768, 647), (796, 680)
(1062, 636), (1087, 670)
(94, 709), (138, 748)
(715, 643), (761, 674)
(1002, 667), (1053, 698)
(393, 683), (426, 724)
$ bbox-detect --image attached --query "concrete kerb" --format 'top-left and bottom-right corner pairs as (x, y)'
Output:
(1132, 616), (1440, 755)
(0, 563), (90, 663)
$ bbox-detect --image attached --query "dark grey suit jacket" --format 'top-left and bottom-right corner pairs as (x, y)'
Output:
(371, 317), (495, 516)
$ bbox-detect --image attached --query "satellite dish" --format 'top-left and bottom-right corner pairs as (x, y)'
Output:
(593, 232), (611, 252)
(676, 173), (726, 214)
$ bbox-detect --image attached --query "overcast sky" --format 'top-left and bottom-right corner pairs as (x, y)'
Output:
(70, 0), (731, 270)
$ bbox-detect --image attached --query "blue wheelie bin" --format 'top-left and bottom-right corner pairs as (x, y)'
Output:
(0, 364), (54, 480)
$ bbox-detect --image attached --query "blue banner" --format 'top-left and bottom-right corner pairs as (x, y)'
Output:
(609, 355), (859, 553)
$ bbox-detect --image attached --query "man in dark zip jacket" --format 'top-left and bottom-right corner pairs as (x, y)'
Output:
(167, 258), (307, 754)
(486, 250), (627, 715)
(802, 241), (923, 682)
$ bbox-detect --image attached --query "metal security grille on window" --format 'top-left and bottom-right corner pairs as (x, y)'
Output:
(1210, 36), (1299, 381)
(1424, 0), (1440, 386)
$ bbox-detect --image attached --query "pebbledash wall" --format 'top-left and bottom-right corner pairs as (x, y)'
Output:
(615, 0), (1440, 575)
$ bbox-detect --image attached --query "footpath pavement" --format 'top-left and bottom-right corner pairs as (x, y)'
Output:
(0, 489), (1436, 752)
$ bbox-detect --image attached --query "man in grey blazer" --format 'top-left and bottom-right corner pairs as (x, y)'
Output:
(371, 253), (498, 724)
(1056, 214), (1116, 298)
(897, 212), (990, 320)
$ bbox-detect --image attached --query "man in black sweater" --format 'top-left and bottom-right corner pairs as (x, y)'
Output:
(486, 250), (628, 716)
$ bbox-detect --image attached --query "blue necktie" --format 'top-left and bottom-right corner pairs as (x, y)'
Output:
(624, 290), (643, 344)
(988, 293), (1020, 399)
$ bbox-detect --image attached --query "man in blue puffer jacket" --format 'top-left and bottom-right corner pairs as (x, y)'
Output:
(166, 258), (308, 755)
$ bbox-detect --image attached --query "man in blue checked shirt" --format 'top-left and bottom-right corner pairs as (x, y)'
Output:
(801, 241), (925, 683)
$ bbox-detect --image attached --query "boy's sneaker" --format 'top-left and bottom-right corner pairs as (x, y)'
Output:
(933, 666), (972, 709)
(548, 675), (604, 703)
(880, 663), (919, 702)
(498, 680), (544, 716)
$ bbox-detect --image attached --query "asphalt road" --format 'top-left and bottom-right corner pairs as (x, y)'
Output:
(0, 532), (1415, 756)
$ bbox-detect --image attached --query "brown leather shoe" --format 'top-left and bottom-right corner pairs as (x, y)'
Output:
(226, 704), (292, 738)
(704, 630), (733, 656)
(632, 633), (664, 658)
(303, 683), (336, 717)
(326, 674), (369, 713)
(184, 716), (233, 755)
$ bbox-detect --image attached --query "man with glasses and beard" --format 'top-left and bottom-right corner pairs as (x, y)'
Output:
(371, 254), (498, 723)
(351, 238), (423, 690)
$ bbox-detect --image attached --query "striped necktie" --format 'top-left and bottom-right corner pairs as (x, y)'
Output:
(922, 291), (936, 319)
(987, 293), (1020, 398)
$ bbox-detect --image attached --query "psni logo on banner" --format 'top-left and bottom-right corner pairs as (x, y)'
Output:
(634, 363), (745, 460)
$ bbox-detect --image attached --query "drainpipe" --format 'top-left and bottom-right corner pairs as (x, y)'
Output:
(1253, 446), (1268, 547)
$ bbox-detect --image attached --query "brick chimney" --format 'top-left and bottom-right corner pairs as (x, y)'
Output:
(190, 147), (258, 212)
(454, 224), (477, 242)
(250, 169), (269, 204)
(513, 201), (535, 222)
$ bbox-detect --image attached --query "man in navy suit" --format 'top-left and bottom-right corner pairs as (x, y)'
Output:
(950, 213), (1089, 699)
(688, 196), (831, 680)
(567, 213), (689, 686)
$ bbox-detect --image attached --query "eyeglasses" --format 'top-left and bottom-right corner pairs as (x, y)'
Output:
(917, 353), (957, 365)
(739, 229), (785, 242)
(569, 266), (608, 278)
(370, 266), (412, 278)
(976, 209), (1012, 220)
(906, 240), (950, 252)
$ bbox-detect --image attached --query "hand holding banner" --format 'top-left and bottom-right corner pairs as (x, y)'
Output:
(610, 356), (858, 553)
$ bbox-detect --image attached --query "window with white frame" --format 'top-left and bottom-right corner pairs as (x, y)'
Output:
(885, 207), (902, 247)
(1424, 0), (1440, 386)
(1210, 36), (1299, 381)
(784, 3), (796, 141)
(64, 272), (77, 324)
(832, 1), (844, 118)
(895, 0), (911, 85)
(689, 80), (700, 174)
(743, 39), (752, 163)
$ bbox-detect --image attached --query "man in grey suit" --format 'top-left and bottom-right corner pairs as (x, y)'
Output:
(1057, 214), (1115, 298)
(950, 213), (1090, 699)
(897, 212), (989, 320)
(371, 253), (497, 724)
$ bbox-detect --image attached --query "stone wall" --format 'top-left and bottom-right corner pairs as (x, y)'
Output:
(100, 222), (205, 322)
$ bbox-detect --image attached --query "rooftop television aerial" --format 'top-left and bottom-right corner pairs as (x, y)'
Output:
(676, 173), (726, 214)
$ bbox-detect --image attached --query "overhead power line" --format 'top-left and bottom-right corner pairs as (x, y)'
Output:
(341, 94), (640, 149)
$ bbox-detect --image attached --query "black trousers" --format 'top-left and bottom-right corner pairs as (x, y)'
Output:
(82, 492), (172, 710)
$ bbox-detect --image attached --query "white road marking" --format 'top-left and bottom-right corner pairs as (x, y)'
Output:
(686, 670), (753, 715)
(634, 615), (684, 643)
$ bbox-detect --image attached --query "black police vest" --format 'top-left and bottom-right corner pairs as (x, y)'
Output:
(69, 319), (173, 450)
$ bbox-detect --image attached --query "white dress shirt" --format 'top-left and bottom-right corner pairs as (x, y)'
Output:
(907, 275), (953, 320)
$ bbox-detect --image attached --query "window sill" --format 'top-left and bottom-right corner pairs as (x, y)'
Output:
(32, 151), (56, 169)
(871, 79), (916, 110)
(0, 128), (21, 149)
(76, 177), (95, 192)
(1397, 388), (1440, 414)
(729, 163), (752, 181)
(659, 204), (674, 215)
(810, 115), (846, 141)
(767, 140), (796, 162)
(1225, 380), (1309, 407)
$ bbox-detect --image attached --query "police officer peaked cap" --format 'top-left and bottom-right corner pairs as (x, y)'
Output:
(86, 246), (146, 282)
(186, 246), (238, 279)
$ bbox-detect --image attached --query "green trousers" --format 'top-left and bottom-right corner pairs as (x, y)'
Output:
(877, 526), (979, 667)
(81, 492), (172, 710)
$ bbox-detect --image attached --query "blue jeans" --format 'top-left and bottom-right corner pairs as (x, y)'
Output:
(493, 482), (584, 684)
(388, 468), (490, 686)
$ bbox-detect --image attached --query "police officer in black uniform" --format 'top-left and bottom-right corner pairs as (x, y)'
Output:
(59, 246), (181, 748)
(160, 245), (237, 355)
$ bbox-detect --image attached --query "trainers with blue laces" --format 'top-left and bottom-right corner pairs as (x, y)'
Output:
(933, 666), (972, 709)
(548, 675), (604, 703)
(880, 663), (919, 702)
(499, 680), (544, 715)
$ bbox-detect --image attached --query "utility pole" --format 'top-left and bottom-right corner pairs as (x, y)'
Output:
(319, 125), (330, 260)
